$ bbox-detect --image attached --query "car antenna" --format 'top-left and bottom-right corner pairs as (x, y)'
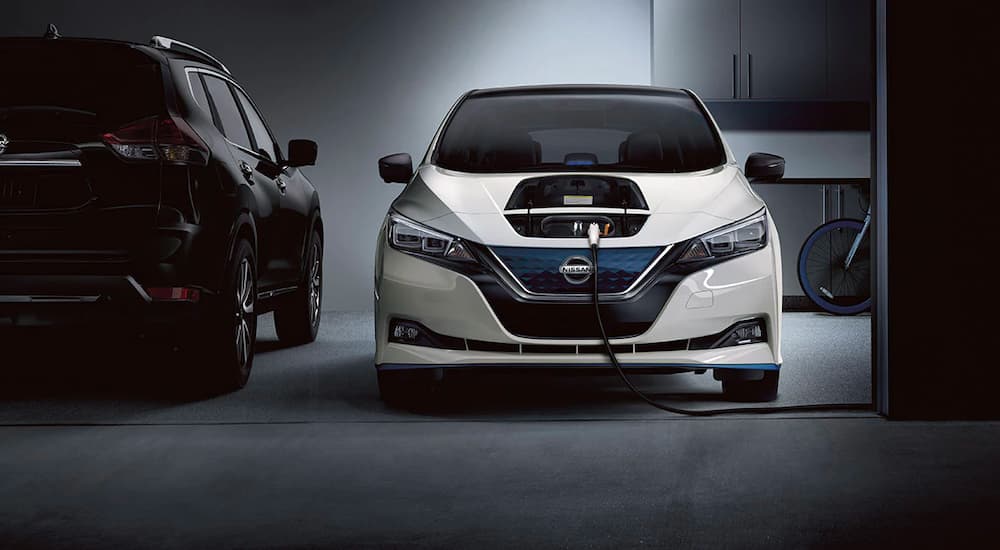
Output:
(43, 24), (61, 39)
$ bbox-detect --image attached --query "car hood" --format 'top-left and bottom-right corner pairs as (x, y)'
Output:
(390, 164), (764, 248)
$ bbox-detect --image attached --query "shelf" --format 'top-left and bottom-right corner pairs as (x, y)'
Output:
(704, 100), (870, 131)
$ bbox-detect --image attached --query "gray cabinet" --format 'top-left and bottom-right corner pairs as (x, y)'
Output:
(653, 0), (740, 99)
(652, 0), (871, 101)
(741, 0), (826, 99)
(827, 0), (873, 99)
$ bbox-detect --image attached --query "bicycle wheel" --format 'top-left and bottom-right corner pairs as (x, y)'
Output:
(797, 219), (871, 315)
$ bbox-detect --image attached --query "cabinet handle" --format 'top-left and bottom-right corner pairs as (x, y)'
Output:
(747, 52), (753, 98)
(732, 54), (738, 99)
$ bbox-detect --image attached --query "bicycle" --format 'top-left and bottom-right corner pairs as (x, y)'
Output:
(797, 193), (871, 316)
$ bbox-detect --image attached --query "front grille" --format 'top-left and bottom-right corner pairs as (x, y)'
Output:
(490, 246), (662, 294)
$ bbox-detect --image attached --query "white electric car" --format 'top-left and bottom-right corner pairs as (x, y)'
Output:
(374, 85), (785, 403)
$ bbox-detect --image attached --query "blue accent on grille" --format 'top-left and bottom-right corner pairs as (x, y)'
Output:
(491, 246), (662, 294)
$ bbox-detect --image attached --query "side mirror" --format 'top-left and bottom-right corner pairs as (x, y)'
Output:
(745, 152), (785, 182)
(378, 153), (413, 184)
(287, 139), (318, 167)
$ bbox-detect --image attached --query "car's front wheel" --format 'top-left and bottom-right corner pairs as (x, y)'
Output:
(721, 370), (779, 402)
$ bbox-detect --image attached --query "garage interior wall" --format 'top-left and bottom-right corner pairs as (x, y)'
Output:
(2, 0), (865, 310)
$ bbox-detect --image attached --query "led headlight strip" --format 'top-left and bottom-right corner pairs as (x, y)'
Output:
(387, 212), (476, 262)
(679, 210), (768, 263)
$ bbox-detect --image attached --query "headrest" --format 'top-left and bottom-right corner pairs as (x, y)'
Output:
(619, 132), (664, 165)
(483, 130), (538, 167)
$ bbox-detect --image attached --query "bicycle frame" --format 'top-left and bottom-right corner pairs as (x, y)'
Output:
(844, 206), (872, 269)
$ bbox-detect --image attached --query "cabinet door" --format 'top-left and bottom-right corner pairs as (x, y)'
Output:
(827, 0), (872, 100)
(652, 0), (740, 99)
(741, 0), (827, 99)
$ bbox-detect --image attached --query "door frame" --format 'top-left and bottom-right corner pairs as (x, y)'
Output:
(873, 0), (888, 415)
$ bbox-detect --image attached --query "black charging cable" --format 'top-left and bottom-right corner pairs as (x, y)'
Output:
(586, 223), (870, 416)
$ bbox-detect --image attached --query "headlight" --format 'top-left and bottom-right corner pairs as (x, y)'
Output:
(387, 212), (477, 262)
(679, 212), (767, 262)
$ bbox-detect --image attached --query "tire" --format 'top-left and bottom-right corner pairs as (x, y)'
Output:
(200, 239), (257, 392)
(797, 219), (871, 315)
(377, 369), (439, 406)
(275, 228), (322, 346)
(722, 371), (780, 402)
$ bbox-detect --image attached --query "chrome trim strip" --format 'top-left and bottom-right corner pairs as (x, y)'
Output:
(0, 295), (100, 303)
(126, 276), (152, 303)
(486, 244), (673, 302)
(257, 286), (297, 300)
(504, 207), (651, 215)
(0, 160), (81, 167)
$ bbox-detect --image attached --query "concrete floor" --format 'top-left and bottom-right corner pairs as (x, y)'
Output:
(0, 312), (871, 423)
(4, 313), (996, 548)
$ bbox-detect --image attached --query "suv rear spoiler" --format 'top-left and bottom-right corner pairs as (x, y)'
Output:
(149, 35), (230, 75)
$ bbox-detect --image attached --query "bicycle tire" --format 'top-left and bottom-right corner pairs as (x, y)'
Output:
(797, 219), (871, 315)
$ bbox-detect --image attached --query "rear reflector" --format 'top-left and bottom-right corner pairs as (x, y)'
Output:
(145, 287), (201, 302)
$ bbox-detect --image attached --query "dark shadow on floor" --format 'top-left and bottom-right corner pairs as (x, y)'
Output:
(0, 327), (222, 404)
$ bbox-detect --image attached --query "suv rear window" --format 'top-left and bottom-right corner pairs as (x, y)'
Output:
(0, 40), (164, 133)
(435, 89), (725, 174)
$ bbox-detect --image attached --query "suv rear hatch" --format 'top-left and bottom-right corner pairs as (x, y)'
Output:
(0, 38), (165, 273)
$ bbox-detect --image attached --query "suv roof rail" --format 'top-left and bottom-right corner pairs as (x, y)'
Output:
(149, 35), (230, 75)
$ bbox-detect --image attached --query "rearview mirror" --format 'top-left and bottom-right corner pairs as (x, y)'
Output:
(287, 139), (318, 167)
(378, 153), (413, 184)
(744, 152), (784, 183)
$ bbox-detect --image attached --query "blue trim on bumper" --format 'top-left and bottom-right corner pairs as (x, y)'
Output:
(376, 362), (780, 371)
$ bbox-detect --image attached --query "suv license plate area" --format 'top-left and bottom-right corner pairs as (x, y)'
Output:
(0, 177), (38, 208)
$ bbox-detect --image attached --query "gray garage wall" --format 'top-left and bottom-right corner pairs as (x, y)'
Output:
(2, 1), (868, 308)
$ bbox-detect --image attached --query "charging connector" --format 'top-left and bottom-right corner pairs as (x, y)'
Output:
(586, 223), (869, 416)
(587, 222), (601, 248)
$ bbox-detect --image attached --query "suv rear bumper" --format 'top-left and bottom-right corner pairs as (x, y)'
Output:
(0, 274), (208, 329)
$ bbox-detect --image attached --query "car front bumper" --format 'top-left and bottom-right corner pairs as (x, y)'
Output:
(375, 229), (783, 372)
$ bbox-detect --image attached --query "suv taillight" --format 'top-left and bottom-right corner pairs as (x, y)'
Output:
(102, 115), (209, 165)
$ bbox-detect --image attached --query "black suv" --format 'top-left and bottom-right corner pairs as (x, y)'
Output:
(0, 32), (324, 391)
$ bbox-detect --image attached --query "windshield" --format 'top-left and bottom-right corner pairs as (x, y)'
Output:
(434, 89), (726, 174)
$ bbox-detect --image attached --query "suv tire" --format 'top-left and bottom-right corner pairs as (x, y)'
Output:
(275, 228), (323, 346)
(202, 239), (257, 392)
